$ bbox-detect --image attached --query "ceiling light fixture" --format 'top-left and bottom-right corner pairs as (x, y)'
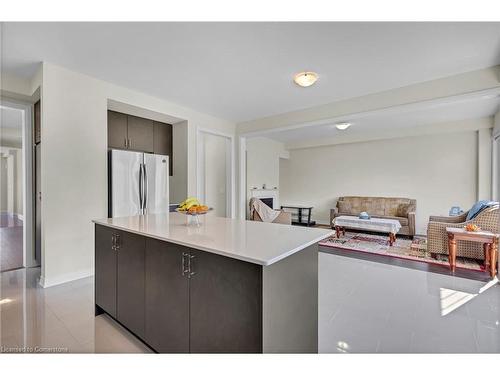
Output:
(335, 122), (351, 130)
(293, 71), (318, 87)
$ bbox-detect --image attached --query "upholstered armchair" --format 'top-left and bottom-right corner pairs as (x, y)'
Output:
(249, 198), (292, 225)
(427, 205), (499, 260)
(251, 210), (292, 225)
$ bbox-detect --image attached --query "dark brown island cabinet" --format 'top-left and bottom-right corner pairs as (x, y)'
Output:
(94, 222), (323, 353)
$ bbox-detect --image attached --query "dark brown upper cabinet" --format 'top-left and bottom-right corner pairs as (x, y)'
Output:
(107, 111), (173, 174)
(127, 115), (154, 153)
(34, 100), (41, 144)
(107, 111), (128, 150)
(153, 121), (173, 176)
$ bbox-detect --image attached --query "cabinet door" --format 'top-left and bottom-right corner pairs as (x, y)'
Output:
(108, 111), (128, 149)
(127, 115), (154, 153)
(153, 122), (173, 176)
(116, 230), (146, 339)
(95, 225), (117, 318)
(189, 250), (263, 353)
(145, 238), (189, 353)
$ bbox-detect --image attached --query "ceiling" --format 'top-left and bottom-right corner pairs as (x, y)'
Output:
(2, 22), (500, 122)
(264, 94), (500, 144)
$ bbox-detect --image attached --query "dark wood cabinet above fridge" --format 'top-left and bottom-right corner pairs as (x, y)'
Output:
(107, 110), (173, 175)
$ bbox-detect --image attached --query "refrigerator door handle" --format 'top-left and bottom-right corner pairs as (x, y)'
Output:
(143, 163), (148, 213)
(139, 163), (144, 214)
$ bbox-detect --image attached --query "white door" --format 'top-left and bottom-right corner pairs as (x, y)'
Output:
(198, 132), (231, 217)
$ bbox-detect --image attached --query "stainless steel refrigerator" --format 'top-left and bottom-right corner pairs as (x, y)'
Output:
(109, 149), (169, 217)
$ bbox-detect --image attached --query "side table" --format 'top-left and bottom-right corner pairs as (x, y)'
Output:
(280, 205), (316, 227)
(446, 227), (499, 277)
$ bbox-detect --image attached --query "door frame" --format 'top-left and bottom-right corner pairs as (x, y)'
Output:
(196, 128), (235, 218)
(0, 98), (35, 268)
(493, 134), (499, 201)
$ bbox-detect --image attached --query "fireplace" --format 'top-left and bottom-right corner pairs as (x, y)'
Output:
(260, 197), (274, 209)
(249, 188), (279, 210)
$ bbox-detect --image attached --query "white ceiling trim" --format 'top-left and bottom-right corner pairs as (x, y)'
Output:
(241, 86), (500, 139)
(285, 116), (493, 150)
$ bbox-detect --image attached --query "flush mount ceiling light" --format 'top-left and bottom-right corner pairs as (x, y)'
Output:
(335, 122), (351, 130)
(293, 71), (318, 87)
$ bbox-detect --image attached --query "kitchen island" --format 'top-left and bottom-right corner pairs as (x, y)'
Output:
(93, 213), (332, 353)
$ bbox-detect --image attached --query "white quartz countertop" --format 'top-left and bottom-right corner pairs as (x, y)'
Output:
(93, 213), (333, 266)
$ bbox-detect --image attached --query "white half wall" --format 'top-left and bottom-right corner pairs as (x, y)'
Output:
(280, 130), (482, 235)
(40, 63), (234, 287)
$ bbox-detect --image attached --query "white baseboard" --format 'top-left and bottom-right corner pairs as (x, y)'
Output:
(39, 268), (94, 288)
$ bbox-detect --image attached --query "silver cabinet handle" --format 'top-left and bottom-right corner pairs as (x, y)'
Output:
(181, 252), (190, 276)
(111, 234), (116, 251)
(188, 255), (196, 278)
(124, 137), (128, 148)
(115, 234), (120, 251)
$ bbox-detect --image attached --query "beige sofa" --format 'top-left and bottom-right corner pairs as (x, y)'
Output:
(330, 196), (416, 237)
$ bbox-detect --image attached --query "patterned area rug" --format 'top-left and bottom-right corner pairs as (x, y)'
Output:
(319, 232), (484, 271)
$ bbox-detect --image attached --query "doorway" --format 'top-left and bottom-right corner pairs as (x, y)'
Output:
(197, 129), (234, 218)
(0, 99), (35, 272)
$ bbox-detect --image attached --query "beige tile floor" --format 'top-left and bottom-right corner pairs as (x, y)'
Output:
(0, 267), (151, 353)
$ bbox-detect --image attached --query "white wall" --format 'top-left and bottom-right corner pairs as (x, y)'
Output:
(246, 137), (289, 212)
(202, 132), (229, 217)
(280, 131), (480, 235)
(477, 128), (493, 201)
(40, 62), (235, 287)
(170, 120), (188, 204)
